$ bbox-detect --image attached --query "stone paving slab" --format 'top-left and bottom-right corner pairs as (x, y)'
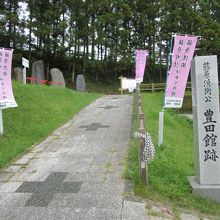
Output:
(49, 193), (123, 209)
(0, 95), (133, 219)
(79, 182), (124, 195)
(42, 207), (120, 220)
(2, 193), (31, 207)
(0, 182), (23, 193)
(122, 200), (147, 220)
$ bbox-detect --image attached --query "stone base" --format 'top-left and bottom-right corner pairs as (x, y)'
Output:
(188, 176), (220, 203)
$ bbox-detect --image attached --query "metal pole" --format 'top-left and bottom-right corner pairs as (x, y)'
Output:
(0, 110), (3, 136)
(158, 109), (164, 146)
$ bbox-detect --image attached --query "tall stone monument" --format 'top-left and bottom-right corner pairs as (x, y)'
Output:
(189, 55), (220, 202)
(76, 74), (86, 92)
(14, 67), (23, 83)
(32, 60), (45, 84)
(50, 68), (66, 88)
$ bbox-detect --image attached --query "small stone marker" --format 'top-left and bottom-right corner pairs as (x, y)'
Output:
(76, 74), (86, 91)
(79, 123), (109, 131)
(50, 68), (66, 87)
(32, 60), (45, 84)
(14, 67), (23, 83)
(189, 55), (220, 202)
(16, 172), (82, 207)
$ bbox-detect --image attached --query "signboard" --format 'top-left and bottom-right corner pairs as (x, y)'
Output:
(164, 35), (197, 108)
(122, 78), (136, 91)
(22, 57), (29, 68)
(0, 48), (17, 109)
(135, 50), (147, 83)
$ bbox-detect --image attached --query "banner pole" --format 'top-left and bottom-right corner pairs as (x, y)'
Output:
(159, 35), (173, 146)
(0, 110), (3, 136)
(164, 35), (174, 106)
(23, 67), (26, 84)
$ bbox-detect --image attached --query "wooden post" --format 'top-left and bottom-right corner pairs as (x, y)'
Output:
(136, 83), (140, 95)
(139, 139), (147, 184)
(136, 81), (148, 184)
(138, 99), (142, 115)
(151, 82), (155, 93)
(138, 113), (147, 184)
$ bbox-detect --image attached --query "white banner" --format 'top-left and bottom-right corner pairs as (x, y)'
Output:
(0, 49), (17, 110)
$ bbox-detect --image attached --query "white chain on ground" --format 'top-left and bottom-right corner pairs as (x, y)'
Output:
(134, 131), (156, 164)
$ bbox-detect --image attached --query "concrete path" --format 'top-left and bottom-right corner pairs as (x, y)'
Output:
(0, 95), (134, 220)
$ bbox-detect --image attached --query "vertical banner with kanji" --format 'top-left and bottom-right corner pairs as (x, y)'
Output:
(164, 35), (197, 108)
(0, 48), (17, 109)
(135, 50), (147, 83)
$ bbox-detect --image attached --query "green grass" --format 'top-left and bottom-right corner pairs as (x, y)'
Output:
(178, 93), (192, 113)
(86, 81), (120, 94)
(67, 80), (120, 95)
(0, 81), (100, 168)
(126, 92), (220, 217)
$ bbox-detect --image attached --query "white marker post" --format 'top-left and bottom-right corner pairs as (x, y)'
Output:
(158, 109), (164, 146)
(22, 67), (26, 84)
(0, 110), (3, 136)
(22, 57), (29, 84)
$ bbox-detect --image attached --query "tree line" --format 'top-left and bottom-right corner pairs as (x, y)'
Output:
(0, 0), (219, 83)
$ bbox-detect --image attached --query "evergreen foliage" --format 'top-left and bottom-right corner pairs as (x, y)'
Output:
(1, 0), (219, 83)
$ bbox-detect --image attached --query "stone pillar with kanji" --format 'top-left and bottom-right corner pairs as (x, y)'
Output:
(189, 55), (220, 202)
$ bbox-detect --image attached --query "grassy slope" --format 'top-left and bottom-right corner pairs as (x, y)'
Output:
(0, 81), (100, 168)
(127, 92), (220, 216)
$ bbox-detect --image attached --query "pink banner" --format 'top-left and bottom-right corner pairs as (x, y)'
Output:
(135, 50), (147, 83)
(165, 35), (197, 108)
(0, 48), (17, 109)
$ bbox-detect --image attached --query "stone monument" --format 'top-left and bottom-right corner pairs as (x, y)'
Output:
(50, 68), (65, 88)
(189, 55), (220, 202)
(76, 74), (86, 91)
(32, 60), (45, 84)
(14, 67), (23, 83)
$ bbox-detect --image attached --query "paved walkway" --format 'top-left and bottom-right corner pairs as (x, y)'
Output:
(0, 95), (133, 220)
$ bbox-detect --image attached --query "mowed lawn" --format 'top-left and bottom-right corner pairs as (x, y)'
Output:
(0, 81), (100, 168)
(126, 92), (220, 216)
